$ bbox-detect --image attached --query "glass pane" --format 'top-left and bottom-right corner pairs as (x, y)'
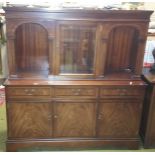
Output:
(60, 25), (96, 74)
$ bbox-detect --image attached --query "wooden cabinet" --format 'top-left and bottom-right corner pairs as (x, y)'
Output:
(140, 69), (155, 148)
(3, 7), (152, 151)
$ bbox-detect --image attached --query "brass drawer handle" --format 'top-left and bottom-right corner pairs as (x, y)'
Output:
(24, 89), (29, 93)
(98, 113), (104, 120)
(26, 93), (33, 96)
(122, 89), (127, 92)
(77, 89), (81, 92)
(54, 115), (58, 119)
(48, 115), (52, 120)
(71, 89), (81, 92)
(117, 89), (127, 95)
(24, 89), (36, 95)
(71, 89), (81, 95)
(74, 92), (80, 95)
(117, 89), (127, 92)
(87, 90), (93, 93)
(120, 93), (126, 96)
(31, 89), (36, 92)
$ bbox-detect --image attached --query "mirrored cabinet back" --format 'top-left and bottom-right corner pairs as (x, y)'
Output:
(3, 7), (153, 151)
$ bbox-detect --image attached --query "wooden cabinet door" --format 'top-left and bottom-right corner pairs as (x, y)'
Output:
(97, 99), (142, 138)
(7, 101), (52, 138)
(53, 100), (97, 138)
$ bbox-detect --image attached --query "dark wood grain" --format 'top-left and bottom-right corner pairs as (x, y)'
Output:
(15, 23), (49, 76)
(3, 7), (152, 151)
(3, 7), (153, 21)
(4, 79), (146, 86)
(4, 7), (152, 78)
(140, 69), (155, 148)
(53, 100), (97, 138)
(55, 86), (97, 98)
(106, 26), (138, 73)
(97, 99), (143, 138)
(6, 87), (51, 98)
(6, 138), (140, 151)
(100, 86), (145, 98)
(7, 101), (52, 138)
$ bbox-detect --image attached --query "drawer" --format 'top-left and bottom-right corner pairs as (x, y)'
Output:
(55, 87), (97, 97)
(100, 87), (144, 98)
(7, 87), (51, 97)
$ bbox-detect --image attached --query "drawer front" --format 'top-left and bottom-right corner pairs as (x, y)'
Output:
(7, 87), (51, 97)
(55, 87), (97, 97)
(100, 87), (144, 98)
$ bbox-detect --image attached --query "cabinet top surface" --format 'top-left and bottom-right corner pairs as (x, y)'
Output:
(4, 79), (146, 86)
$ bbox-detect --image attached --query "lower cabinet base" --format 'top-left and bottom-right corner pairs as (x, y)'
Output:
(6, 138), (140, 151)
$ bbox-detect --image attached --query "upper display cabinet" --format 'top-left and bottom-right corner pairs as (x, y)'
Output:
(3, 7), (153, 79)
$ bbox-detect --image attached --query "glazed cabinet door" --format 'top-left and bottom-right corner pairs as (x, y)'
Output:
(97, 99), (142, 138)
(56, 21), (98, 77)
(7, 101), (52, 138)
(53, 100), (97, 138)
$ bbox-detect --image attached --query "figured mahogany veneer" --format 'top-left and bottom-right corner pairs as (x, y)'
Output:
(5, 79), (146, 151)
(100, 87), (144, 98)
(55, 86), (97, 98)
(97, 99), (142, 138)
(3, 7), (153, 151)
(8, 101), (52, 139)
(7, 87), (51, 97)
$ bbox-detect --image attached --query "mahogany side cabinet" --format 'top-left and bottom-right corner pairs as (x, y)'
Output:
(141, 69), (155, 148)
(3, 7), (153, 151)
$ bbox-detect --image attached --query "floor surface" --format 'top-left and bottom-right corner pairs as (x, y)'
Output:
(0, 104), (6, 152)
